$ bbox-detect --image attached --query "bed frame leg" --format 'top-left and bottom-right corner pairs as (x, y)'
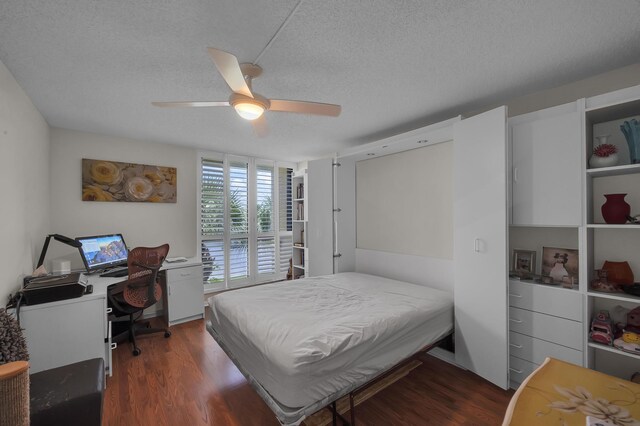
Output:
(349, 392), (355, 425)
(331, 401), (337, 426)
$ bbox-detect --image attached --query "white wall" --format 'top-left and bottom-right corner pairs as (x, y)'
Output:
(356, 142), (453, 259)
(0, 60), (50, 303)
(49, 128), (197, 269)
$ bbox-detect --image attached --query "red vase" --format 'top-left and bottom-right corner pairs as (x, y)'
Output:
(601, 193), (630, 224)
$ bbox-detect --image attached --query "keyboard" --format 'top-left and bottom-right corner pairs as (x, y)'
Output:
(100, 267), (129, 278)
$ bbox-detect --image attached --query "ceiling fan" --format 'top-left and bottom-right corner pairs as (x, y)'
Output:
(152, 48), (341, 136)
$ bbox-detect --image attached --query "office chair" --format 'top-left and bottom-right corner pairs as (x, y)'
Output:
(107, 244), (171, 356)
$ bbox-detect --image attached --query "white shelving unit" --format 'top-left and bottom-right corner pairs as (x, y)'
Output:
(291, 171), (308, 279)
(583, 87), (640, 379)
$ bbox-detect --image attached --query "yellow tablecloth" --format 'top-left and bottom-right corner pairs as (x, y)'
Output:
(503, 358), (640, 425)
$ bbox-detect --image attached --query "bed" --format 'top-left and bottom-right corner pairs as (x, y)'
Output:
(503, 357), (640, 425)
(205, 272), (454, 425)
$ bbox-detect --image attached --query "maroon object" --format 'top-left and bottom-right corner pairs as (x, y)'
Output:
(601, 193), (630, 224)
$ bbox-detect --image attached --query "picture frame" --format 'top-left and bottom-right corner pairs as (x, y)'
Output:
(541, 246), (579, 284)
(513, 249), (536, 274)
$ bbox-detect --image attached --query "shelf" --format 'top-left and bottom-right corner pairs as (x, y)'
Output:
(292, 264), (305, 270)
(293, 245), (306, 250)
(292, 219), (305, 223)
(294, 198), (305, 202)
(588, 342), (640, 360)
(586, 223), (640, 229)
(587, 290), (640, 303)
(586, 163), (640, 177)
(585, 97), (640, 124)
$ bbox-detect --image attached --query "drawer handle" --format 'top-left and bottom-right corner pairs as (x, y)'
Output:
(509, 367), (523, 374)
(106, 307), (113, 314)
(509, 318), (523, 324)
(180, 273), (191, 277)
(509, 343), (523, 349)
(509, 293), (522, 298)
(110, 343), (117, 350)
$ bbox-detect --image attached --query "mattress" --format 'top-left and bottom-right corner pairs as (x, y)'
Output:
(206, 272), (453, 414)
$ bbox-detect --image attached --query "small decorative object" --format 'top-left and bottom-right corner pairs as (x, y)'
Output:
(542, 247), (579, 284)
(561, 275), (575, 289)
(623, 283), (640, 297)
(590, 269), (623, 293)
(82, 158), (177, 203)
(0, 309), (29, 364)
(589, 136), (619, 168)
(620, 119), (640, 164)
(602, 260), (634, 285)
(601, 193), (630, 224)
(613, 338), (640, 354)
(589, 310), (615, 346)
(629, 306), (640, 330)
(512, 249), (536, 277)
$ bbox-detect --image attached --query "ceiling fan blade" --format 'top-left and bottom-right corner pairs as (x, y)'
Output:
(207, 48), (253, 98)
(251, 115), (269, 137)
(152, 101), (230, 108)
(269, 100), (341, 117)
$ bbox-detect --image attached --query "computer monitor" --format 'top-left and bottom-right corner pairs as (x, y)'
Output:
(76, 234), (128, 273)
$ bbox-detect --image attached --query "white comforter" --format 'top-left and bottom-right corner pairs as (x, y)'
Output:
(207, 272), (453, 408)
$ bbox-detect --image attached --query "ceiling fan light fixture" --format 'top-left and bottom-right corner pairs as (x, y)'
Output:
(234, 101), (265, 120)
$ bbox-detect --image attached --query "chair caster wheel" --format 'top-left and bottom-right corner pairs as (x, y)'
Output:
(133, 348), (142, 356)
(164, 331), (171, 338)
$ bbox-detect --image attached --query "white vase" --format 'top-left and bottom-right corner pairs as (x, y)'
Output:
(589, 153), (618, 168)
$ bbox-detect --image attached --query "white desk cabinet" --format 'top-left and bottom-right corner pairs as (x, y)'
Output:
(18, 257), (203, 378)
(165, 264), (204, 326)
(19, 294), (111, 375)
(510, 102), (582, 226)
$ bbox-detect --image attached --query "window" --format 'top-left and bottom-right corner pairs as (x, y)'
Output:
(199, 154), (294, 290)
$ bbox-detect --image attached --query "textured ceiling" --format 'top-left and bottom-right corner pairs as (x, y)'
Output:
(1, 0), (639, 161)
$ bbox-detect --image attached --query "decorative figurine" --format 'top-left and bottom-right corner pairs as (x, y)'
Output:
(590, 310), (615, 346)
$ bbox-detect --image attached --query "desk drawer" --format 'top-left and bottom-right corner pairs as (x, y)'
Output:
(167, 265), (202, 283)
(509, 356), (537, 386)
(509, 331), (582, 366)
(509, 280), (582, 321)
(509, 307), (583, 350)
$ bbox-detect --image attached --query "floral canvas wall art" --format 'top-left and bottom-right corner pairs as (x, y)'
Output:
(82, 159), (177, 203)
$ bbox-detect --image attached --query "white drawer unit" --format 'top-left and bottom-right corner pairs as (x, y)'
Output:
(509, 332), (582, 366)
(509, 280), (582, 321)
(165, 264), (204, 326)
(508, 280), (584, 388)
(509, 307), (583, 350)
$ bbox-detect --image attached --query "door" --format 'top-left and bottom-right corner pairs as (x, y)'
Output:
(453, 106), (509, 389)
(510, 102), (581, 226)
(307, 158), (334, 276)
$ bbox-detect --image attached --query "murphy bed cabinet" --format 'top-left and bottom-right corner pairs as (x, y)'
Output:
(507, 101), (585, 389)
(453, 106), (509, 390)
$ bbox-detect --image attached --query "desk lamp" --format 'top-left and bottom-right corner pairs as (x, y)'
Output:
(36, 234), (82, 269)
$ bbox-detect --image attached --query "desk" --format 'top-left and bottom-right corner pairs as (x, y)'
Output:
(19, 258), (203, 376)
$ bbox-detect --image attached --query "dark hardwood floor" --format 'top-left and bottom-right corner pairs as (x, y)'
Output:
(103, 320), (513, 425)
